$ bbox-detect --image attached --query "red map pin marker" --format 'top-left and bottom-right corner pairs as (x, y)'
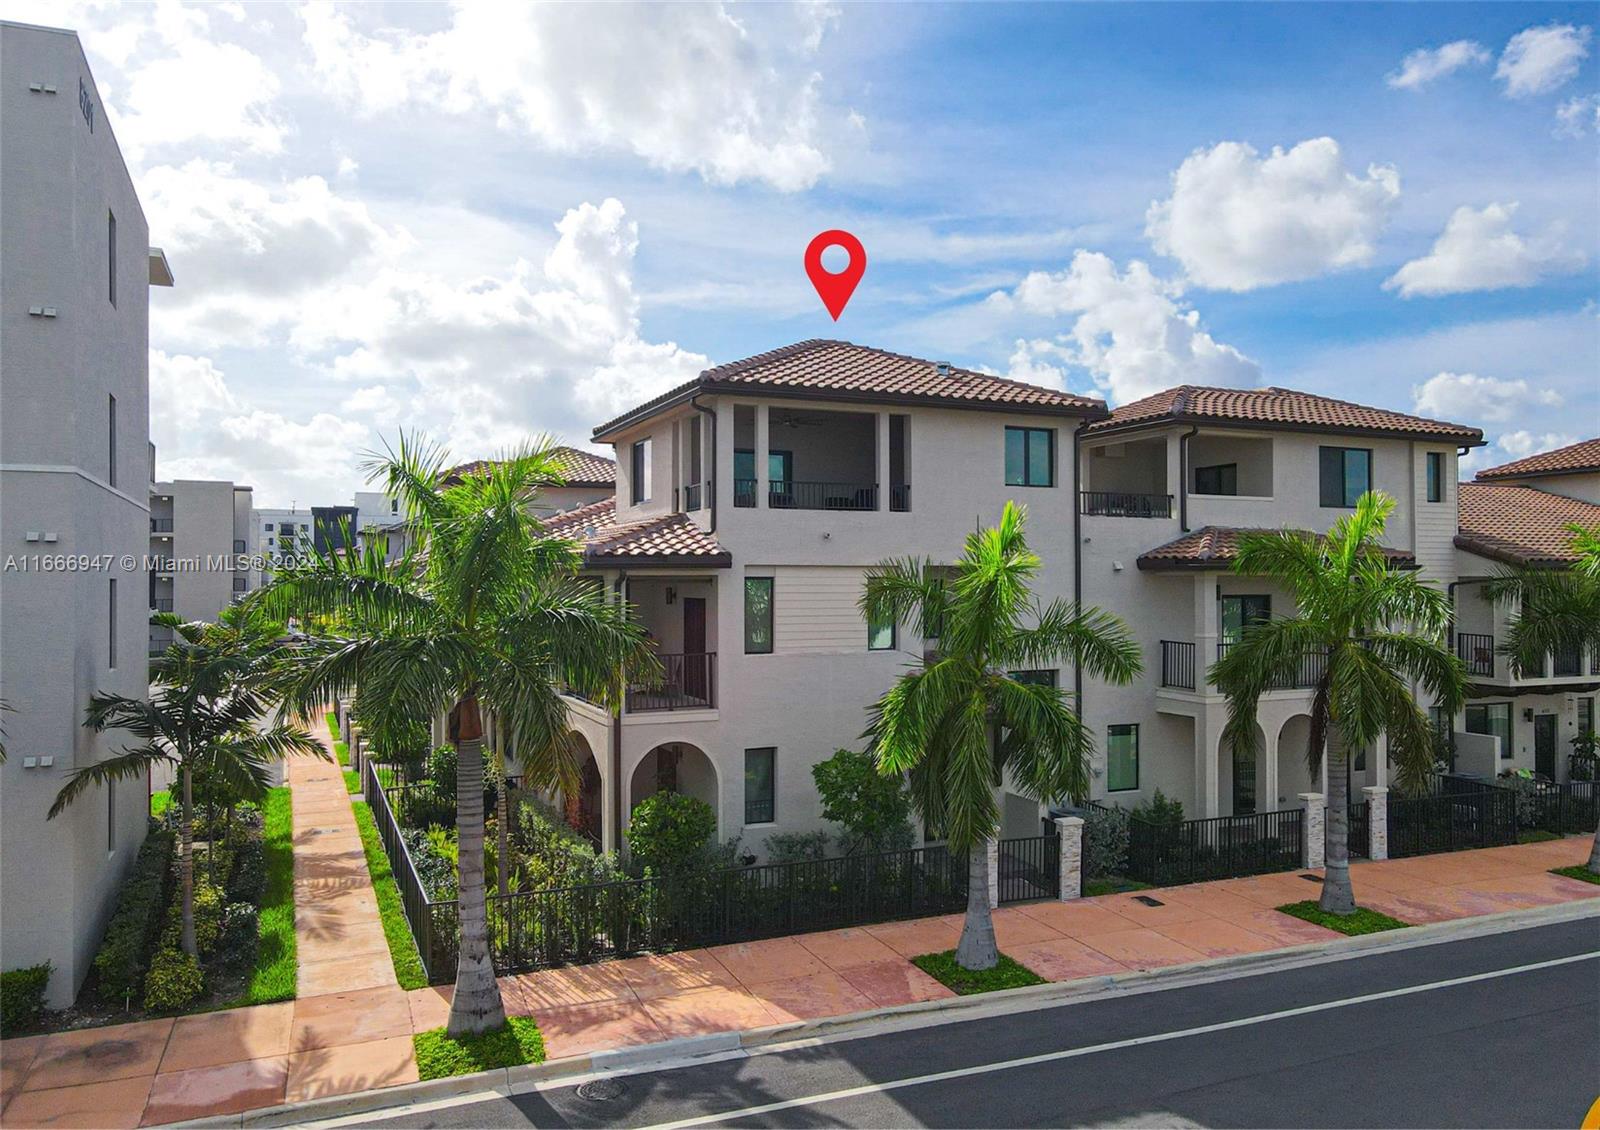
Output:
(805, 230), (866, 321)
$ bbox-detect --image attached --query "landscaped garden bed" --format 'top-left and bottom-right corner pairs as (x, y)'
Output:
(414, 1017), (545, 1079)
(911, 951), (1046, 995)
(1276, 900), (1410, 935)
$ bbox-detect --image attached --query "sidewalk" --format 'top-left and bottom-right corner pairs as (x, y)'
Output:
(2, 830), (1593, 1127)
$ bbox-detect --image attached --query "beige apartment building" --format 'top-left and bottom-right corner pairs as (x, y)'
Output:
(0, 20), (172, 1005)
(147, 474), (255, 650)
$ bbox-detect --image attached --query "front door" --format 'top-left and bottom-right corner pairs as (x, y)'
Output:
(682, 597), (707, 703)
(1534, 714), (1558, 778)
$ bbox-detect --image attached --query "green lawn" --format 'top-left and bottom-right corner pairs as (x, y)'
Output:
(228, 787), (297, 1006)
(343, 769), (361, 795)
(1551, 864), (1600, 884)
(1083, 876), (1152, 897)
(414, 1017), (545, 1080)
(352, 800), (428, 990)
(911, 950), (1046, 995)
(1276, 900), (1410, 936)
(150, 789), (172, 821)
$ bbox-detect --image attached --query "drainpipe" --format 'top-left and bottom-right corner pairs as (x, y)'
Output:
(611, 570), (628, 853)
(1072, 420), (1088, 719)
(691, 398), (717, 533)
(1178, 425), (1199, 532)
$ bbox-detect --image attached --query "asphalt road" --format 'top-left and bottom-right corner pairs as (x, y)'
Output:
(348, 917), (1600, 1129)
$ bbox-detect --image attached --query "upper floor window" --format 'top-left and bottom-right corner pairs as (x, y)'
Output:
(868, 610), (896, 651)
(1318, 446), (1371, 508)
(1005, 427), (1055, 487)
(744, 577), (774, 654)
(1426, 452), (1444, 503)
(630, 439), (652, 505)
(1107, 724), (1139, 791)
(108, 210), (117, 307)
(1009, 669), (1057, 687)
(744, 747), (776, 824)
(265, 523), (274, 532)
(1194, 463), (1237, 496)
(107, 394), (117, 487)
(108, 578), (118, 668)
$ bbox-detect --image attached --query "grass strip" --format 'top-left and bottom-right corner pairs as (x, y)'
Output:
(911, 950), (1046, 995)
(1518, 829), (1561, 844)
(150, 789), (172, 821)
(413, 1017), (545, 1080)
(352, 800), (428, 990)
(1276, 900), (1410, 936)
(1084, 876), (1152, 897)
(343, 769), (361, 795)
(229, 787), (296, 1005)
(1551, 864), (1600, 885)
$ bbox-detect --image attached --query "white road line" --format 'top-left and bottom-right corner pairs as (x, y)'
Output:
(637, 951), (1599, 1130)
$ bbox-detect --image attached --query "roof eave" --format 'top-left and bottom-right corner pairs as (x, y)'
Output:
(1452, 533), (1571, 570)
(1476, 465), (1600, 482)
(583, 551), (733, 569)
(1088, 413), (1484, 447)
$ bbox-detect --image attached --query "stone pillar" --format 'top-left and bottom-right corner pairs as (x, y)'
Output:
(339, 707), (352, 748)
(1054, 815), (1084, 901)
(986, 838), (1000, 910)
(1300, 792), (1325, 869)
(1363, 786), (1389, 861)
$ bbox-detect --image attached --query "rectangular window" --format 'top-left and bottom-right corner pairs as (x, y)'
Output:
(744, 747), (776, 824)
(630, 439), (651, 504)
(1466, 703), (1513, 760)
(265, 523), (274, 532)
(108, 210), (116, 306)
(744, 577), (774, 654)
(1106, 724), (1139, 792)
(1319, 446), (1372, 508)
(1220, 595), (1271, 645)
(108, 394), (117, 487)
(1579, 697), (1595, 738)
(1004, 427), (1055, 487)
(733, 449), (793, 483)
(868, 608), (896, 651)
(1009, 669), (1057, 687)
(1194, 463), (1238, 496)
(108, 578), (117, 668)
(1426, 451), (1444, 503)
(107, 780), (116, 854)
(232, 577), (248, 593)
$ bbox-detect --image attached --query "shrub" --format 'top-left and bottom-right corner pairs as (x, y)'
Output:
(401, 827), (458, 900)
(0, 963), (51, 1035)
(1132, 789), (1185, 829)
(193, 878), (225, 955)
(228, 837), (267, 904)
(143, 947), (203, 1011)
(427, 743), (458, 799)
(512, 800), (625, 890)
(812, 748), (915, 853)
(399, 789), (455, 832)
(1082, 805), (1130, 881)
(763, 830), (833, 863)
(92, 830), (175, 1004)
(215, 903), (260, 972)
(624, 792), (716, 878)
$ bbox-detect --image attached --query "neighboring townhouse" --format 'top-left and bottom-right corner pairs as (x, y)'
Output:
(148, 474), (255, 645)
(1448, 438), (1600, 782)
(545, 340), (1105, 852)
(1076, 387), (1482, 820)
(445, 446), (617, 516)
(0, 20), (172, 1004)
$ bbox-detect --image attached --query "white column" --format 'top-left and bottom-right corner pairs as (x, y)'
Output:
(986, 838), (1000, 910)
(1261, 723), (1280, 812)
(875, 411), (890, 511)
(1373, 733), (1389, 789)
(1363, 786), (1389, 861)
(1054, 816), (1084, 901)
(1197, 710), (1222, 818)
(755, 404), (770, 510)
(1300, 792), (1325, 869)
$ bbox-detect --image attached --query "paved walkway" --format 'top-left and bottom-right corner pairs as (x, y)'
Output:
(2, 829), (1594, 1127)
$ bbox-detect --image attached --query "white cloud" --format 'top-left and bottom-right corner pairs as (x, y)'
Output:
(1383, 202), (1587, 297)
(1145, 138), (1400, 291)
(1555, 93), (1600, 136)
(297, 2), (839, 191)
(1411, 371), (1562, 423)
(1496, 23), (1592, 98)
(1461, 429), (1582, 477)
(1387, 40), (1490, 90)
(986, 251), (1260, 403)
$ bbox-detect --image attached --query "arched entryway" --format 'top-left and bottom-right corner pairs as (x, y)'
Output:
(559, 732), (603, 848)
(1277, 714), (1319, 807)
(629, 742), (719, 832)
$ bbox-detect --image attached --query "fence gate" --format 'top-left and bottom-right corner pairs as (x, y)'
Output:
(996, 833), (1060, 903)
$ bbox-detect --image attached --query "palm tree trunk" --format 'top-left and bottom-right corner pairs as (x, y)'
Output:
(447, 735), (507, 1037)
(493, 718), (510, 898)
(179, 766), (198, 956)
(954, 839), (999, 970)
(1587, 821), (1599, 873)
(1320, 745), (1357, 915)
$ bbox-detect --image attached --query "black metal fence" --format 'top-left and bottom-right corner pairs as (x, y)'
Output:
(1079, 490), (1174, 518)
(998, 834), (1060, 902)
(1123, 808), (1304, 886)
(1215, 643), (1329, 689)
(1386, 777), (1518, 858)
(1456, 633), (1494, 677)
(626, 652), (716, 711)
(1159, 640), (1196, 690)
(1345, 801), (1369, 859)
(363, 759), (446, 980)
(1509, 779), (1598, 837)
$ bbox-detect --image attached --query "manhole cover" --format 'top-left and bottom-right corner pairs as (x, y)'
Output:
(1133, 895), (1164, 907)
(576, 1079), (628, 1102)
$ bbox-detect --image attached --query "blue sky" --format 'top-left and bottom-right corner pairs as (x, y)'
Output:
(8, 1), (1594, 504)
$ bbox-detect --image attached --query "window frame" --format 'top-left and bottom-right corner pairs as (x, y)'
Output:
(1220, 594), (1271, 645)
(107, 779), (116, 855)
(867, 609), (896, 651)
(1425, 451), (1444, 504)
(108, 394), (117, 487)
(630, 439), (651, 505)
(744, 576), (774, 654)
(1004, 426), (1055, 488)
(108, 577), (117, 668)
(1106, 723), (1139, 792)
(1193, 462), (1238, 496)
(1319, 446), (1373, 509)
(1008, 669), (1058, 688)
(1465, 702), (1514, 760)
(108, 210), (117, 307)
(744, 747), (776, 825)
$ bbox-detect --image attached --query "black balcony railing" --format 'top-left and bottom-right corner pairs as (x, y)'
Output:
(150, 518), (173, 532)
(627, 652), (715, 712)
(889, 483), (911, 512)
(1160, 640), (1196, 690)
(1215, 641), (1328, 689)
(731, 479), (880, 511)
(1552, 645), (1583, 678)
(682, 483), (703, 512)
(733, 478), (757, 508)
(1080, 491), (1173, 518)
(1457, 633), (1494, 677)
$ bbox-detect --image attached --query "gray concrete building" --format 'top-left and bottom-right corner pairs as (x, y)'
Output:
(0, 20), (173, 1005)
(148, 474), (255, 649)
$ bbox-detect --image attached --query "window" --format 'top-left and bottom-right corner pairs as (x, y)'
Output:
(1580, 697), (1595, 737)
(1466, 703), (1513, 760)
(1004, 427), (1054, 487)
(108, 578), (117, 668)
(107, 780), (116, 854)
(391, 498), (399, 514)
(744, 748), (776, 824)
(107, 394), (117, 487)
(1319, 446), (1371, 508)
(265, 523), (274, 532)
(1009, 669), (1057, 687)
(744, 577), (773, 654)
(107, 210), (116, 306)
(232, 577), (248, 593)
(630, 439), (652, 504)
(733, 449), (793, 484)
(1107, 724), (1139, 791)
(868, 609), (896, 651)
(1220, 595), (1271, 645)
(1194, 463), (1237, 496)
(1426, 451), (1444, 503)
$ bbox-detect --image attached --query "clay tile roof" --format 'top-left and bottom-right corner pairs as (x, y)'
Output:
(1137, 525), (1416, 571)
(443, 446), (616, 487)
(1088, 385), (1483, 444)
(543, 498), (730, 567)
(593, 339), (1107, 439)
(1474, 437), (1600, 482)
(1456, 482), (1600, 568)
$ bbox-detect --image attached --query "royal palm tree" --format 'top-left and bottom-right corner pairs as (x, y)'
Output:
(861, 501), (1141, 971)
(1211, 492), (1468, 915)
(1484, 523), (1600, 871)
(49, 609), (323, 955)
(254, 433), (653, 1036)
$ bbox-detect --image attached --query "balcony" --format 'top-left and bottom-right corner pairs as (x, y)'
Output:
(681, 483), (703, 512)
(626, 652), (715, 712)
(1215, 641), (1328, 690)
(1457, 633), (1494, 677)
(150, 518), (174, 533)
(1160, 640), (1197, 690)
(1081, 490), (1173, 518)
(151, 598), (174, 612)
(734, 479), (880, 512)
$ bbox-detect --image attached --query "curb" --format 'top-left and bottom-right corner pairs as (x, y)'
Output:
(153, 896), (1600, 1128)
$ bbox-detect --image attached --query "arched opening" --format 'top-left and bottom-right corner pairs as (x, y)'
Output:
(559, 732), (603, 848)
(629, 742), (719, 831)
(1219, 723), (1268, 816)
(1277, 715), (1318, 807)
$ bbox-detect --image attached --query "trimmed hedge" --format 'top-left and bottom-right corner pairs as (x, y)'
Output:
(0, 963), (51, 1035)
(91, 829), (175, 1004)
(143, 946), (203, 1012)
